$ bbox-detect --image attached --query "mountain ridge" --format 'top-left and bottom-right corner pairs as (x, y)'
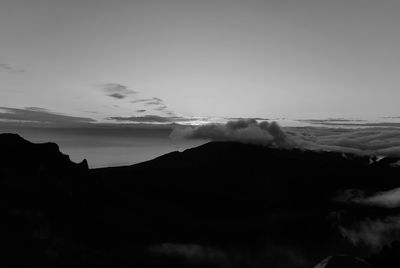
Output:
(1, 133), (400, 268)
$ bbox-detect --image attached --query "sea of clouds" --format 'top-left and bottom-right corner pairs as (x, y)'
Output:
(170, 118), (400, 158)
(171, 119), (400, 252)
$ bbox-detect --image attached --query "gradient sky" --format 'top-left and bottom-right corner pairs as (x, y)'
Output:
(1, 0), (400, 122)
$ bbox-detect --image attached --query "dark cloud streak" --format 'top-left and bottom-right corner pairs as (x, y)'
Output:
(299, 119), (400, 128)
(0, 63), (25, 73)
(108, 115), (189, 123)
(0, 107), (96, 126)
(131, 97), (164, 106)
(99, 83), (137, 99)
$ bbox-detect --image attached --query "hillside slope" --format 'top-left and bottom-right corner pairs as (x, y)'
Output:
(1, 134), (400, 267)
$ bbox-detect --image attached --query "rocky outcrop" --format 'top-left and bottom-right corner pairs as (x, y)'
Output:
(0, 133), (88, 173)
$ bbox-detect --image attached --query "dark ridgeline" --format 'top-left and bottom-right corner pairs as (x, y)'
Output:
(0, 133), (399, 268)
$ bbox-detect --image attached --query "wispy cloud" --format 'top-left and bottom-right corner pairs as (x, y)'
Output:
(338, 188), (400, 209)
(155, 105), (168, 111)
(0, 63), (25, 73)
(24, 107), (50, 112)
(149, 243), (227, 264)
(108, 115), (189, 123)
(130, 97), (177, 117)
(99, 83), (137, 99)
(0, 106), (96, 125)
(338, 215), (400, 251)
(131, 97), (164, 105)
(298, 119), (400, 128)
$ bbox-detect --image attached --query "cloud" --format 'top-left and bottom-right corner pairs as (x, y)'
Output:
(289, 127), (400, 157)
(149, 243), (227, 264)
(334, 188), (400, 251)
(339, 187), (400, 209)
(299, 119), (400, 128)
(136, 109), (146, 113)
(24, 107), (51, 112)
(155, 105), (168, 111)
(371, 189), (400, 206)
(149, 243), (310, 268)
(130, 99), (150, 104)
(107, 115), (189, 123)
(0, 63), (25, 73)
(0, 106), (96, 125)
(131, 97), (164, 106)
(131, 97), (178, 117)
(383, 116), (400, 119)
(300, 118), (365, 123)
(171, 119), (400, 158)
(108, 93), (125, 99)
(165, 111), (177, 116)
(338, 216), (400, 251)
(99, 83), (137, 99)
(170, 119), (294, 147)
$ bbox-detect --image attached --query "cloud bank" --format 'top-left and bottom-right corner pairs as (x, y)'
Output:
(300, 119), (400, 128)
(339, 216), (400, 251)
(290, 127), (400, 157)
(170, 119), (293, 147)
(334, 187), (400, 251)
(171, 119), (400, 158)
(342, 188), (400, 209)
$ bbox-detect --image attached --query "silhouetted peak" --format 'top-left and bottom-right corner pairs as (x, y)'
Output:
(0, 133), (87, 173)
(133, 141), (379, 170)
(0, 133), (30, 146)
(80, 159), (89, 169)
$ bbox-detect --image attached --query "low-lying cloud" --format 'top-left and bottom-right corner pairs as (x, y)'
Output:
(290, 127), (400, 157)
(339, 216), (400, 251)
(171, 119), (400, 158)
(149, 243), (227, 264)
(334, 188), (400, 251)
(170, 119), (293, 147)
(342, 188), (400, 208)
(299, 119), (400, 128)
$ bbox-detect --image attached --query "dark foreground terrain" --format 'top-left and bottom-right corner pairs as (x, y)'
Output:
(1, 133), (400, 267)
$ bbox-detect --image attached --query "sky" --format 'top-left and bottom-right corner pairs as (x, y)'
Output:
(1, 0), (400, 123)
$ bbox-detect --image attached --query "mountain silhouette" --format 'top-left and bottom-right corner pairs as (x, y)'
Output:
(0, 133), (399, 268)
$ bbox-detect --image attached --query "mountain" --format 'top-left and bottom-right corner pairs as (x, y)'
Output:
(0, 133), (399, 268)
